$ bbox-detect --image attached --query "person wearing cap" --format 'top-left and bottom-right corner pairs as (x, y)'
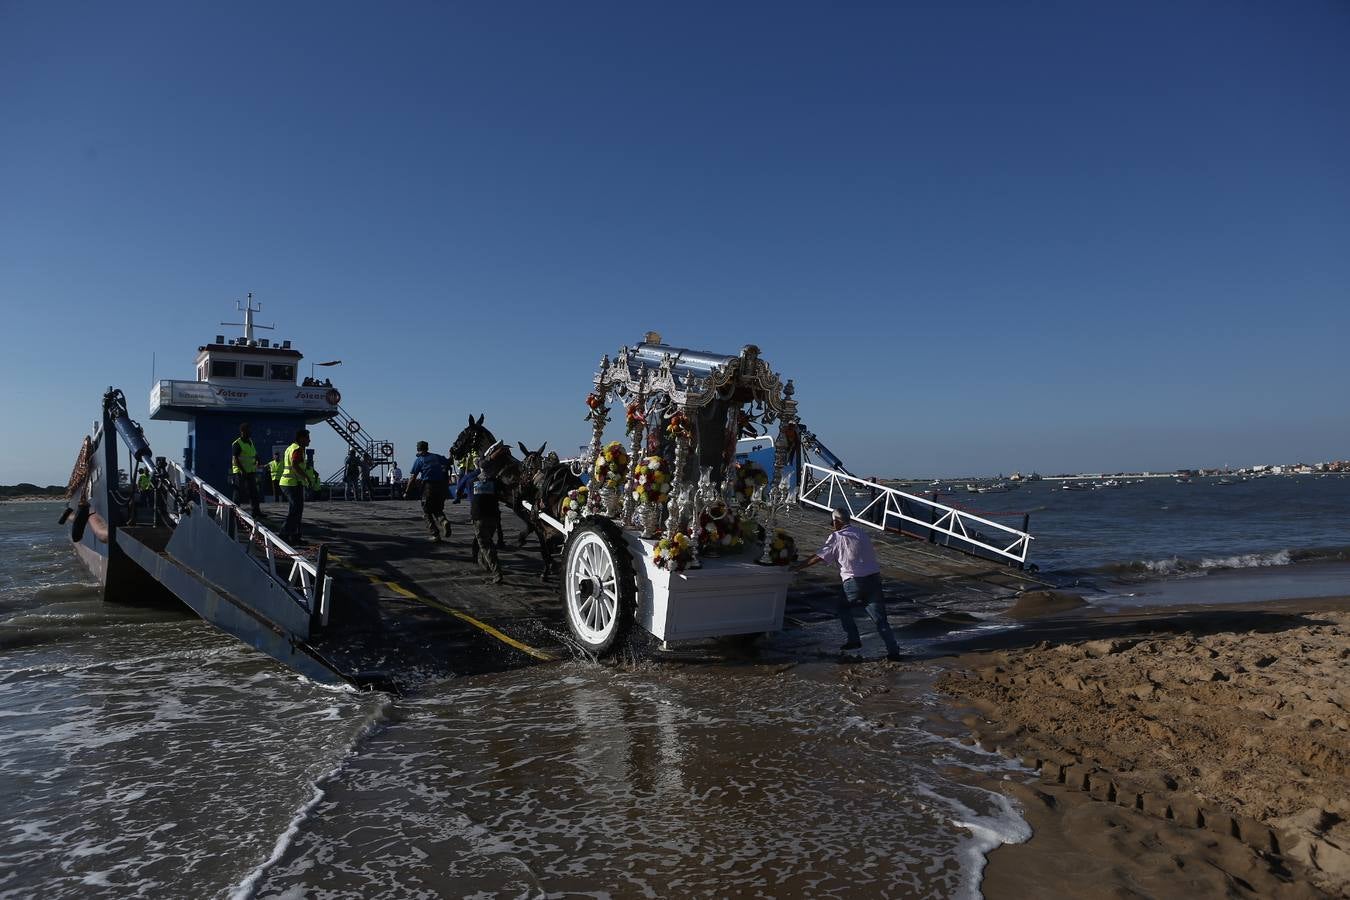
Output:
(794, 507), (903, 661)
(406, 440), (451, 541)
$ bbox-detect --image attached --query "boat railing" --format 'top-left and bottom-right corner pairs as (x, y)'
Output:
(798, 462), (1034, 566)
(166, 461), (332, 624)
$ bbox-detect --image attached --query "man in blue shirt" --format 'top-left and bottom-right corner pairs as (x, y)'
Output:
(406, 440), (451, 541)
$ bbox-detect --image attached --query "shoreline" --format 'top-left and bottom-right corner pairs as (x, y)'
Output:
(932, 595), (1348, 899)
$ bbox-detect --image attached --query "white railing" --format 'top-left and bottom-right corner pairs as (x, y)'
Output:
(166, 462), (331, 623)
(798, 463), (1033, 566)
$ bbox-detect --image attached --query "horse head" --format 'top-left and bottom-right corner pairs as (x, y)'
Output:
(449, 413), (493, 463)
(517, 441), (549, 482)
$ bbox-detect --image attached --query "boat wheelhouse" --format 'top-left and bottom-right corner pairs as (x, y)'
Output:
(149, 295), (340, 494)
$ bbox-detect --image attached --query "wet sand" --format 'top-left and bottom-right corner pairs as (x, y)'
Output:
(934, 596), (1349, 899)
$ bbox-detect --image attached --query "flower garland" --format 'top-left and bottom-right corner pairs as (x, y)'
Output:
(561, 485), (588, 524)
(584, 392), (605, 421)
(734, 460), (769, 503)
(626, 401), (647, 433)
(592, 441), (630, 491)
(631, 454), (670, 505)
(665, 411), (693, 442)
(697, 501), (743, 553)
(767, 529), (798, 566)
(652, 529), (693, 571)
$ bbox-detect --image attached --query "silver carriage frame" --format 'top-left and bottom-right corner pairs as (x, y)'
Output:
(542, 337), (802, 648)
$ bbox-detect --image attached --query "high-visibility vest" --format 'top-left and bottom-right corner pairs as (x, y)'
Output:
(268, 459), (281, 480)
(231, 438), (258, 475)
(137, 471), (152, 490)
(279, 443), (304, 486)
(306, 464), (320, 489)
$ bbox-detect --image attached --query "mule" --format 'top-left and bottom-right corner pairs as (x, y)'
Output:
(515, 442), (585, 580)
(448, 415), (557, 580)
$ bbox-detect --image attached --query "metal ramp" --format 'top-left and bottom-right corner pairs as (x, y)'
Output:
(145, 460), (348, 683)
(797, 463), (1033, 567)
(739, 431), (1035, 568)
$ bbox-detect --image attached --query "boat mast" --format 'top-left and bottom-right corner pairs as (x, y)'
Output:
(221, 292), (275, 343)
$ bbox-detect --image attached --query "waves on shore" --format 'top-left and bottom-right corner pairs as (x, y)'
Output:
(1093, 545), (1350, 580)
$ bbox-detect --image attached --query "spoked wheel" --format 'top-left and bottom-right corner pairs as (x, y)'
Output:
(560, 522), (635, 655)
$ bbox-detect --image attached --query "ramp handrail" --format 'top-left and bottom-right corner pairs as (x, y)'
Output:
(798, 463), (1033, 566)
(166, 461), (332, 623)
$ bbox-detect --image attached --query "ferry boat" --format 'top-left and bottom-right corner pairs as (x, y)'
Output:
(60, 298), (352, 683)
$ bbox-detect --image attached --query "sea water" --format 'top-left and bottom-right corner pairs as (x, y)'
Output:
(1, 502), (1027, 899)
(4, 475), (1348, 898)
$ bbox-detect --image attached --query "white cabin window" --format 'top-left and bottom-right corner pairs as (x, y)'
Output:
(270, 364), (295, 381)
(211, 361), (238, 378)
(198, 365), (206, 382)
(242, 363), (266, 378)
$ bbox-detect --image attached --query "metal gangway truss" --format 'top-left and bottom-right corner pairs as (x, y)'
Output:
(794, 435), (1033, 567)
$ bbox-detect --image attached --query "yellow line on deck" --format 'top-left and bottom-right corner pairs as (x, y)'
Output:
(328, 553), (555, 662)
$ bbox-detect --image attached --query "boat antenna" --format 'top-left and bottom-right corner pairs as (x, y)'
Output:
(221, 292), (275, 343)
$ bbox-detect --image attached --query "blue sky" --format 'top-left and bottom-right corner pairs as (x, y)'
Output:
(2, 1), (1347, 483)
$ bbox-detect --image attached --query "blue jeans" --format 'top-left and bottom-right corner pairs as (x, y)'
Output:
(454, 469), (478, 501)
(837, 573), (901, 656)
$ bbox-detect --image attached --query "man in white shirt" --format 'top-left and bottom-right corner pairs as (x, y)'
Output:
(795, 507), (903, 660)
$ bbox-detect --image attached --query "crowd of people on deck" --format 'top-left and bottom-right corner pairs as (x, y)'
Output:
(216, 421), (506, 584)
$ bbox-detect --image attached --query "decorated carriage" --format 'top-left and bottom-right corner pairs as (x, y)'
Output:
(529, 336), (803, 655)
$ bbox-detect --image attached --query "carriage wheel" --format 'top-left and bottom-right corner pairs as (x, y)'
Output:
(560, 523), (635, 655)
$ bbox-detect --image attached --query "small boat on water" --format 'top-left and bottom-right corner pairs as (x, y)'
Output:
(1061, 482), (1091, 491)
(967, 482), (1013, 494)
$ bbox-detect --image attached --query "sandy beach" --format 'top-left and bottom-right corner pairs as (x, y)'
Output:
(935, 596), (1349, 899)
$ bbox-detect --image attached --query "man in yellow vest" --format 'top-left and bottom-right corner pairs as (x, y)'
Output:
(136, 466), (153, 510)
(278, 428), (311, 542)
(268, 451), (283, 503)
(231, 422), (264, 518)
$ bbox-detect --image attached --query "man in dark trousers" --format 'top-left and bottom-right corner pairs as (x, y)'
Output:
(278, 428), (312, 543)
(794, 507), (902, 661)
(231, 422), (264, 519)
(470, 467), (503, 584)
(343, 449), (363, 501)
(405, 441), (451, 541)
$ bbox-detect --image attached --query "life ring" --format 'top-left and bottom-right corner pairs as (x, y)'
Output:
(347, 420), (361, 434)
(381, 443), (394, 458)
(325, 388), (341, 406)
